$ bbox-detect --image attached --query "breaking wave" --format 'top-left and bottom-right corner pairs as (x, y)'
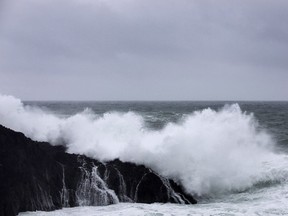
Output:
(1, 94), (288, 197)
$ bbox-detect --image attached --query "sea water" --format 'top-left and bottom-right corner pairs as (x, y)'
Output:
(1, 95), (288, 215)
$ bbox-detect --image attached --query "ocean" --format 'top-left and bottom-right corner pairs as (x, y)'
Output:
(1, 95), (288, 215)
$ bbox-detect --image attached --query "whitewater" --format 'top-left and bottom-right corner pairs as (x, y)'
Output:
(1, 94), (288, 215)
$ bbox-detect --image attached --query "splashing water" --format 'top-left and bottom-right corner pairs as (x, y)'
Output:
(1, 94), (287, 198)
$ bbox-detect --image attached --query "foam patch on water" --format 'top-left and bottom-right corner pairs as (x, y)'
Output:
(18, 198), (288, 216)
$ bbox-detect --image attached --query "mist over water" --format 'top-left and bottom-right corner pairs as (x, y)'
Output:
(1, 94), (288, 200)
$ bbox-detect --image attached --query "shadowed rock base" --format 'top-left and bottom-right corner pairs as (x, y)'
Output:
(0, 125), (197, 216)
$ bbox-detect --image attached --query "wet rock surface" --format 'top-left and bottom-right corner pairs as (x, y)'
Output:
(0, 125), (196, 216)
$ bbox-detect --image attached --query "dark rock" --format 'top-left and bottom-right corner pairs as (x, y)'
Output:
(0, 125), (196, 216)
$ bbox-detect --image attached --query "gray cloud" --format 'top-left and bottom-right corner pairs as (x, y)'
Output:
(0, 0), (287, 100)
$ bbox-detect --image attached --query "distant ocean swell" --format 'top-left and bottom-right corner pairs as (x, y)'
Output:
(1, 94), (288, 199)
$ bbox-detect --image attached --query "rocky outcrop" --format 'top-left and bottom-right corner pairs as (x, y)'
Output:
(0, 125), (196, 216)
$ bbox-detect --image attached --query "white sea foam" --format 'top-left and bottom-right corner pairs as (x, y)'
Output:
(18, 193), (288, 216)
(1, 94), (287, 197)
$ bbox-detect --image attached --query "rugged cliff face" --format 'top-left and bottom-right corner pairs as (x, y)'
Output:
(0, 125), (196, 216)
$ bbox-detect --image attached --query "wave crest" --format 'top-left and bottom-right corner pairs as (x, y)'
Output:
(0, 94), (284, 196)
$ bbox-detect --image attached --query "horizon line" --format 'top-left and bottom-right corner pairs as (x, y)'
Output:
(23, 99), (288, 102)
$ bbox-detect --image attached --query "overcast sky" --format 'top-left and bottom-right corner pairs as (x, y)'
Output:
(0, 0), (287, 100)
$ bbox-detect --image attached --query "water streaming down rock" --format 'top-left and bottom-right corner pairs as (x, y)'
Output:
(30, 183), (55, 211)
(60, 165), (70, 207)
(134, 172), (150, 202)
(133, 169), (189, 204)
(76, 162), (119, 206)
(0, 125), (196, 216)
(114, 168), (133, 202)
(154, 172), (186, 204)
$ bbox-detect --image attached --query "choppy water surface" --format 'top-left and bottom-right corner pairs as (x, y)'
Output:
(1, 96), (287, 215)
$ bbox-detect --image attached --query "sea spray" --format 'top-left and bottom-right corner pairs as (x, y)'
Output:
(0, 94), (283, 197)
